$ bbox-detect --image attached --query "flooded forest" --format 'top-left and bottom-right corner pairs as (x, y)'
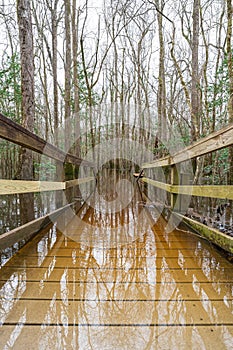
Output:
(0, 0), (233, 233)
(1, 1), (233, 349)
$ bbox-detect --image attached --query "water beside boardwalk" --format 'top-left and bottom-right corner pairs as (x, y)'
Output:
(0, 172), (233, 349)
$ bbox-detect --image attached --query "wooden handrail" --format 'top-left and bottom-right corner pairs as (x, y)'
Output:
(0, 177), (95, 195)
(142, 178), (233, 200)
(142, 122), (233, 168)
(140, 123), (233, 254)
(0, 180), (65, 194)
(0, 113), (95, 168)
(65, 177), (95, 188)
(0, 202), (76, 250)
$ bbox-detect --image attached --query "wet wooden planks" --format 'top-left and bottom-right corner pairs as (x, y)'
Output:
(0, 217), (233, 349)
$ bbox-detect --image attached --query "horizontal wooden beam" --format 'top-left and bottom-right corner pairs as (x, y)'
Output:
(0, 113), (95, 167)
(175, 213), (233, 254)
(142, 122), (233, 168)
(141, 177), (233, 200)
(142, 156), (171, 168)
(171, 184), (233, 200)
(0, 202), (75, 251)
(0, 177), (96, 195)
(141, 177), (171, 192)
(65, 177), (95, 188)
(0, 180), (65, 195)
(140, 184), (233, 254)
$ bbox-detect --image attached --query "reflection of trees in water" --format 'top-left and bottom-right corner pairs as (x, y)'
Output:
(80, 169), (151, 247)
(69, 171), (158, 347)
(0, 192), (57, 235)
(0, 194), (21, 233)
(0, 270), (27, 326)
(1, 172), (233, 348)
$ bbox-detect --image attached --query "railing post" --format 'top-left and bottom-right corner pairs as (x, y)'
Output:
(64, 163), (74, 204)
(171, 165), (178, 211)
(56, 161), (65, 208)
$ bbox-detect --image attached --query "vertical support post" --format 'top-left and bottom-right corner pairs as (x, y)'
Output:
(143, 169), (148, 198)
(171, 165), (179, 211)
(56, 161), (65, 208)
(180, 172), (191, 214)
(179, 173), (183, 212)
(65, 162), (74, 204)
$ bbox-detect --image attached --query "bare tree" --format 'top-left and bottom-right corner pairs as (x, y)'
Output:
(226, 0), (233, 122)
(64, 0), (72, 150)
(17, 0), (35, 223)
(191, 0), (200, 142)
(226, 0), (233, 184)
(72, 0), (81, 158)
(155, 0), (167, 150)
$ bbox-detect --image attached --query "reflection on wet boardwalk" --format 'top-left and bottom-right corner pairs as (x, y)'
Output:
(0, 173), (233, 349)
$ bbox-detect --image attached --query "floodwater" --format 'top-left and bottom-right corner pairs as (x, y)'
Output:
(0, 171), (233, 349)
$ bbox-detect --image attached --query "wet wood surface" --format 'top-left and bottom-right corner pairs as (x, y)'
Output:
(0, 177), (95, 195)
(0, 112), (94, 167)
(142, 178), (233, 200)
(142, 122), (233, 168)
(0, 172), (233, 349)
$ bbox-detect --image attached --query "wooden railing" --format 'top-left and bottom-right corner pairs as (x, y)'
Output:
(141, 123), (233, 254)
(1, 111), (233, 254)
(0, 112), (96, 250)
(0, 113), (94, 167)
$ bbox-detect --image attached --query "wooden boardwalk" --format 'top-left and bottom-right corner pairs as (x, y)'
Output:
(0, 183), (233, 349)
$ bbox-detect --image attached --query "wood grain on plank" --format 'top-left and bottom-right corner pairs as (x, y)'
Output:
(141, 178), (233, 200)
(142, 123), (233, 168)
(0, 113), (94, 167)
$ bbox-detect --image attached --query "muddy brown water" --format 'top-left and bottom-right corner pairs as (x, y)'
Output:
(0, 172), (233, 349)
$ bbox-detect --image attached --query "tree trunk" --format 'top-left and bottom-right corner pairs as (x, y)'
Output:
(64, 0), (72, 152)
(156, 0), (167, 153)
(49, 0), (64, 207)
(191, 0), (200, 142)
(64, 0), (74, 202)
(51, 0), (59, 143)
(17, 0), (35, 224)
(72, 0), (80, 158)
(72, 0), (81, 198)
(227, 0), (233, 184)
